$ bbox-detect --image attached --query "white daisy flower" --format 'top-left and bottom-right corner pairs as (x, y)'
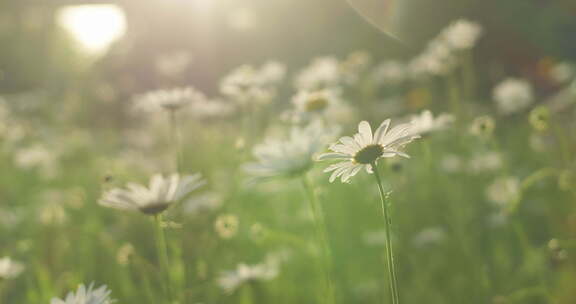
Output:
(439, 19), (482, 50)
(407, 110), (454, 136)
(317, 119), (420, 183)
(486, 176), (521, 207)
(134, 87), (205, 112)
(294, 56), (341, 90)
(220, 62), (285, 105)
(493, 78), (534, 115)
(50, 283), (114, 304)
(292, 89), (340, 115)
(0, 257), (24, 280)
(188, 98), (236, 120)
(99, 173), (205, 215)
(244, 122), (339, 179)
(372, 61), (406, 86)
(218, 257), (280, 293)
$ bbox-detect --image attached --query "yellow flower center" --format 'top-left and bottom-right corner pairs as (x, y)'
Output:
(354, 144), (384, 164)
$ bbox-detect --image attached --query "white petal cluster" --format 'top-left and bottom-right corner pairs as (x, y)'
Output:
(493, 78), (534, 115)
(50, 283), (114, 304)
(317, 119), (419, 183)
(134, 87), (205, 112)
(292, 88), (340, 114)
(371, 61), (406, 86)
(220, 61), (286, 105)
(99, 173), (205, 215)
(0, 257), (24, 280)
(407, 110), (454, 136)
(439, 19), (483, 50)
(294, 56), (341, 90)
(244, 122), (339, 179)
(218, 257), (280, 293)
(486, 176), (521, 207)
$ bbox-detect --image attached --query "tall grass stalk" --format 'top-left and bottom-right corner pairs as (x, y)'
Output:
(301, 174), (336, 304)
(371, 163), (400, 304)
(154, 214), (174, 304)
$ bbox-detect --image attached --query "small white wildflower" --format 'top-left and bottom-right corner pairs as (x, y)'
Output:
(493, 78), (534, 115)
(50, 283), (114, 304)
(486, 176), (521, 207)
(468, 152), (503, 174)
(99, 173), (205, 215)
(439, 19), (482, 50)
(372, 61), (406, 86)
(215, 214), (239, 239)
(220, 62), (285, 105)
(407, 110), (454, 136)
(412, 227), (446, 247)
(244, 122), (338, 179)
(183, 191), (223, 215)
(292, 89), (340, 115)
(218, 258), (280, 293)
(294, 56), (341, 90)
(134, 87), (205, 112)
(317, 119), (420, 183)
(550, 62), (574, 84)
(0, 257), (24, 280)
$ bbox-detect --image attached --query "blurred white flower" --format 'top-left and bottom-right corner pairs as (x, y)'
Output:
(50, 283), (114, 304)
(39, 201), (67, 226)
(486, 176), (521, 207)
(134, 87), (205, 112)
(469, 115), (495, 137)
(14, 144), (60, 179)
(408, 110), (454, 136)
(341, 51), (372, 84)
(372, 61), (406, 86)
(188, 98), (236, 120)
(218, 257), (280, 293)
(468, 152), (503, 174)
(439, 19), (482, 50)
(99, 173), (205, 215)
(440, 154), (463, 173)
(317, 119), (419, 183)
(294, 56), (341, 90)
(244, 122), (338, 179)
(0, 257), (24, 280)
(183, 191), (222, 215)
(214, 214), (239, 239)
(292, 89), (340, 115)
(412, 227), (446, 247)
(220, 62), (285, 105)
(493, 78), (534, 115)
(550, 62), (575, 84)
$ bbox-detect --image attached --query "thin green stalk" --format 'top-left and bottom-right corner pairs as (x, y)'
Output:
(301, 174), (336, 304)
(371, 163), (400, 304)
(154, 214), (174, 303)
(168, 109), (183, 172)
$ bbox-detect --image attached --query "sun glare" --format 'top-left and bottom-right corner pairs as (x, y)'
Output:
(57, 4), (126, 54)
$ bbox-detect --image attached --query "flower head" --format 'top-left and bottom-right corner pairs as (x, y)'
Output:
(244, 122), (338, 179)
(439, 19), (482, 50)
(0, 257), (24, 280)
(218, 257), (280, 293)
(50, 283), (114, 304)
(317, 119), (419, 183)
(408, 110), (454, 136)
(134, 87), (205, 112)
(486, 176), (521, 208)
(215, 214), (239, 239)
(294, 56), (341, 90)
(493, 78), (534, 115)
(220, 62), (285, 105)
(99, 173), (205, 215)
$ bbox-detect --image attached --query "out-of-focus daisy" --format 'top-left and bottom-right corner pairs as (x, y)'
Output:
(14, 144), (60, 179)
(292, 89), (340, 115)
(317, 119), (419, 183)
(341, 51), (372, 84)
(154, 50), (192, 78)
(188, 98), (235, 120)
(218, 257), (280, 293)
(214, 214), (239, 239)
(134, 87), (205, 112)
(372, 61), (406, 86)
(493, 78), (534, 115)
(407, 110), (454, 136)
(468, 152), (503, 174)
(99, 173), (205, 215)
(469, 115), (495, 137)
(439, 19), (482, 50)
(440, 154), (463, 173)
(529, 106), (550, 132)
(220, 62), (286, 105)
(116, 243), (135, 266)
(549, 62), (575, 84)
(486, 176), (521, 208)
(294, 56), (341, 90)
(183, 191), (222, 215)
(244, 122), (338, 179)
(0, 257), (24, 280)
(50, 283), (114, 304)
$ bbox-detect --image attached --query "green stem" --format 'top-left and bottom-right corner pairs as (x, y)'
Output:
(154, 214), (173, 303)
(372, 163), (400, 304)
(168, 109), (182, 173)
(301, 174), (336, 304)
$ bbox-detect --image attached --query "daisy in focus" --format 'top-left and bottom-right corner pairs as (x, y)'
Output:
(244, 122), (339, 180)
(99, 173), (205, 215)
(50, 283), (114, 304)
(317, 119), (420, 183)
